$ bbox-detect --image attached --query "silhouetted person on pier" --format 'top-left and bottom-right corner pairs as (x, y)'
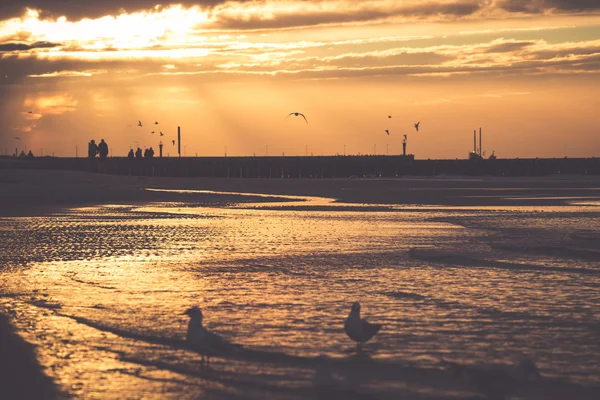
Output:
(27, 150), (34, 159)
(88, 140), (98, 159)
(135, 147), (142, 159)
(148, 147), (155, 158)
(128, 149), (134, 159)
(18, 150), (26, 159)
(143, 148), (149, 158)
(98, 139), (109, 159)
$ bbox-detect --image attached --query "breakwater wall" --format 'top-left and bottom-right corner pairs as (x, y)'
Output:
(1, 155), (598, 178)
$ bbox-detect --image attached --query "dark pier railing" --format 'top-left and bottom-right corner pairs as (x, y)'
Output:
(1, 155), (599, 178)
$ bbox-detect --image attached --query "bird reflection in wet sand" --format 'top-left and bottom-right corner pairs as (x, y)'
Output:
(184, 306), (238, 367)
(441, 357), (542, 400)
(313, 355), (374, 400)
(344, 302), (382, 350)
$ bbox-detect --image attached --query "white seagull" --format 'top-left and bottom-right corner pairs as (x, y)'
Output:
(184, 306), (238, 365)
(344, 302), (382, 349)
(442, 357), (541, 400)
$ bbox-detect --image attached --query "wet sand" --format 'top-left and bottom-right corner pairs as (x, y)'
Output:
(1, 169), (600, 399)
(0, 314), (60, 399)
(2, 169), (600, 217)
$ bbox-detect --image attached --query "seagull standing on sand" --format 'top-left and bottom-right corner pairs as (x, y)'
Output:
(414, 122), (420, 132)
(441, 358), (541, 400)
(286, 112), (308, 124)
(184, 306), (238, 366)
(344, 302), (382, 348)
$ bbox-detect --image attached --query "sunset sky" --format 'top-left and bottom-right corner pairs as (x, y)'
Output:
(1, 1), (599, 158)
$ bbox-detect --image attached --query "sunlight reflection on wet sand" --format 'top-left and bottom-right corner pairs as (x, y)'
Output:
(1, 190), (599, 398)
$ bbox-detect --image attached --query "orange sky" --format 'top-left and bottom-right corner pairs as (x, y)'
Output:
(1, 1), (599, 158)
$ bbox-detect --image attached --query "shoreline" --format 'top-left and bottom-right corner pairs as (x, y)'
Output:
(2, 169), (600, 217)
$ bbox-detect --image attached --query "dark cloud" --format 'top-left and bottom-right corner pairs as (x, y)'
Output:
(484, 41), (535, 53)
(0, 1), (230, 20)
(497, 0), (600, 13)
(0, 41), (62, 52)
(214, 1), (482, 30)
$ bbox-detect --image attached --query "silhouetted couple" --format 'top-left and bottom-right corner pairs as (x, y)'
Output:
(88, 139), (109, 159)
(144, 147), (155, 159)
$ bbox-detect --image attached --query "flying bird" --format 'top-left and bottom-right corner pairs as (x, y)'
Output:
(414, 121), (420, 132)
(138, 121), (143, 127)
(159, 131), (164, 136)
(344, 302), (381, 348)
(388, 115), (392, 119)
(151, 131), (155, 134)
(385, 130), (390, 135)
(184, 306), (239, 365)
(154, 121), (159, 125)
(403, 134), (408, 142)
(286, 112), (308, 124)
(172, 140), (176, 145)
(14, 137), (21, 140)
(28, 111), (33, 114)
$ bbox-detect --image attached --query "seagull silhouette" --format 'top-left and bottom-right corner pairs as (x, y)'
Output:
(344, 302), (381, 349)
(151, 131), (155, 134)
(388, 115), (392, 119)
(154, 121), (159, 125)
(28, 111), (33, 114)
(286, 112), (308, 124)
(137, 120), (143, 127)
(403, 134), (408, 142)
(184, 306), (239, 366)
(414, 122), (420, 132)
(172, 140), (175, 145)
(385, 130), (390, 135)
(14, 137), (21, 140)
(159, 131), (164, 136)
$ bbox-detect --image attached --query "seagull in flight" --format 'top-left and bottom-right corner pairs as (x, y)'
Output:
(151, 131), (155, 134)
(138, 120), (143, 127)
(28, 111), (33, 114)
(286, 112), (308, 124)
(388, 115), (392, 119)
(403, 134), (408, 142)
(154, 121), (159, 125)
(184, 306), (239, 365)
(159, 131), (164, 136)
(385, 130), (390, 135)
(414, 121), (420, 132)
(172, 140), (176, 145)
(344, 302), (382, 349)
(14, 137), (21, 140)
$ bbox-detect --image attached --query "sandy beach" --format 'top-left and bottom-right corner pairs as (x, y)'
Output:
(1, 168), (600, 399)
(2, 169), (600, 216)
